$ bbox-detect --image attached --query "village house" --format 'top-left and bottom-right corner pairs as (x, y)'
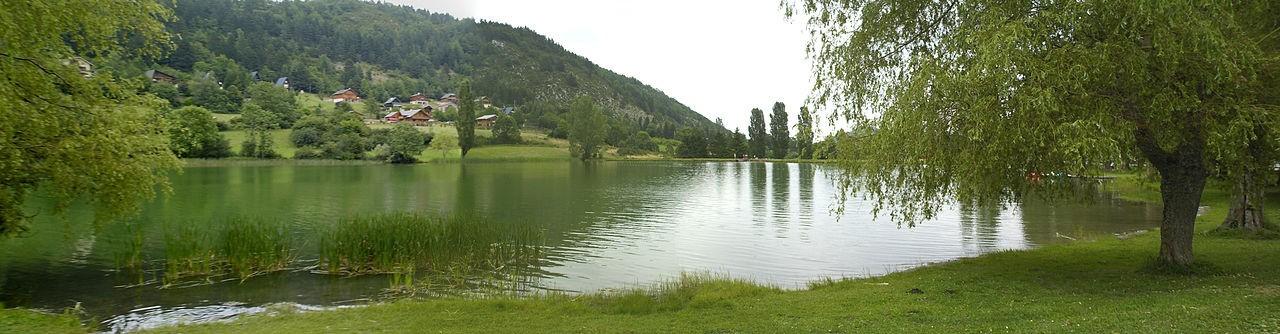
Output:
(144, 69), (178, 85)
(400, 106), (433, 126)
(408, 93), (430, 106)
(476, 114), (498, 128)
(383, 97), (402, 108)
(383, 106), (433, 125)
(440, 93), (460, 105)
(274, 77), (289, 89)
(477, 96), (493, 109)
(330, 88), (360, 103)
(501, 107), (515, 115)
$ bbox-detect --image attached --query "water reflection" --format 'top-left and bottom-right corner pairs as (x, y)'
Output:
(0, 161), (1161, 326)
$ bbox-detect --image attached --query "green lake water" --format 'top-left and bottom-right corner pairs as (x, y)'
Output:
(0, 161), (1160, 331)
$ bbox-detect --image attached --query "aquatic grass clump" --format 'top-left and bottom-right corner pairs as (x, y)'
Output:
(222, 217), (293, 280)
(318, 212), (544, 279)
(163, 227), (220, 284)
(161, 217), (294, 285)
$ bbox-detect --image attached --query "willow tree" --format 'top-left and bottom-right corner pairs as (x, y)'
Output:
(790, 0), (1279, 267)
(0, 0), (180, 235)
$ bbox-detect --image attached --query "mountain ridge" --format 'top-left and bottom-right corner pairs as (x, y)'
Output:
(151, 0), (717, 136)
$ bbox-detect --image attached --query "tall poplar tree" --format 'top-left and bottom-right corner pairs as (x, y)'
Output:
(455, 79), (476, 158)
(769, 102), (790, 159)
(747, 108), (769, 158)
(795, 106), (816, 159)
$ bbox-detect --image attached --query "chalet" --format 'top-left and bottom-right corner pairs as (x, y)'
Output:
(408, 93), (430, 105)
(476, 114), (498, 128)
(383, 97), (402, 108)
(501, 107), (515, 115)
(383, 110), (404, 123)
(477, 96), (493, 109)
(144, 69), (178, 85)
(400, 106), (433, 126)
(330, 88), (360, 103)
(440, 93), (460, 105)
(274, 77), (289, 88)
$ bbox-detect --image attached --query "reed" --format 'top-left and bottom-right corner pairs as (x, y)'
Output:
(318, 212), (544, 279)
(222, 217), (293, 280)
(161, 217), (294, 285)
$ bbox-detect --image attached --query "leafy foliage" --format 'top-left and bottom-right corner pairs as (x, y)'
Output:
(456, 80), (477, 157)
(164, 106), (232, 158)
(568, 96), (607, 160)
(246, 82), (300, 128)
(676, 127), (708, 158)
(791, 0), (1280, 266)
(769, 102), (790, 159)
(492, 114), (522, 144)
(385, 123), (426, 163)
(747, 108), (768, 158)
(795, 107), (815, 159)
(238, 104), (280, 159)
(0, 0), (181, 235)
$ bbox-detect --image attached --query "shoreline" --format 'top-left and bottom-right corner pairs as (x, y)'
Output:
(5, 174), (1276, 333)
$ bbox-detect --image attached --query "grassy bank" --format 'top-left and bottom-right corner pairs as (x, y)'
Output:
(129, 174), (1279, 333)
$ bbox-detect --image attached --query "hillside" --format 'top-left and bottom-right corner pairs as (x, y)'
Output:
(143, 0), (716, 136)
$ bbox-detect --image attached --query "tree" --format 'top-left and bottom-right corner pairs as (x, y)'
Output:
(429, 132), (458, 158)
(731, 129), (748, 158)
(492, 114), (522, 144)
(792, 0), (1280, 267)
(239, 104), (279, 159)
(568, 96), (607, 160)
(769, 102), (790, 159)
(385, 123), (426, 163)
(188, 79), (241, 114)
(795, 106), (815, 159)
(247, 82), (299, 128)
(676, 127), (708, 158)
(456, 80), (477, 157)
(0, 0), (180, 235)
(164, 106), (231, 158)
(747, 108), (768, 158)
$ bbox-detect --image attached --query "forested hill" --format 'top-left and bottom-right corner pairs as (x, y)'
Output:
(150, 0), (716, 134)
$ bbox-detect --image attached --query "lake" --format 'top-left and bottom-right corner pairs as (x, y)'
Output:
(0, 161), (1160, 331)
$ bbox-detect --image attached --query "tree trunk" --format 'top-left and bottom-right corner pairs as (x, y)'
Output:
(1220, 171), (1268, 232)
(1154, 162), (1207, 268)
(1134, 121), (1209, 268)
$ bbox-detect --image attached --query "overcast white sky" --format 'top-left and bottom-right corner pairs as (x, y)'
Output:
(380, 0), (814, 132)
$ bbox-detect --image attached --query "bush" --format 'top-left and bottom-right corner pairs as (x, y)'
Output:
(293, 147), (325, 160)
(164, 106), (232, 159)
(492, 114), (522, 144)
(385, 123), (426, 163)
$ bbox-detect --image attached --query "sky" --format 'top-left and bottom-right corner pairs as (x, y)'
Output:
(380, 0), (815, 133)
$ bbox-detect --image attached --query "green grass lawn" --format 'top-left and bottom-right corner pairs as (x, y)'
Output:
(220, 129), (297, 158)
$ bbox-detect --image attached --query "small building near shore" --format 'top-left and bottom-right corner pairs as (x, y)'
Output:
(476, 114), (498, 128)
